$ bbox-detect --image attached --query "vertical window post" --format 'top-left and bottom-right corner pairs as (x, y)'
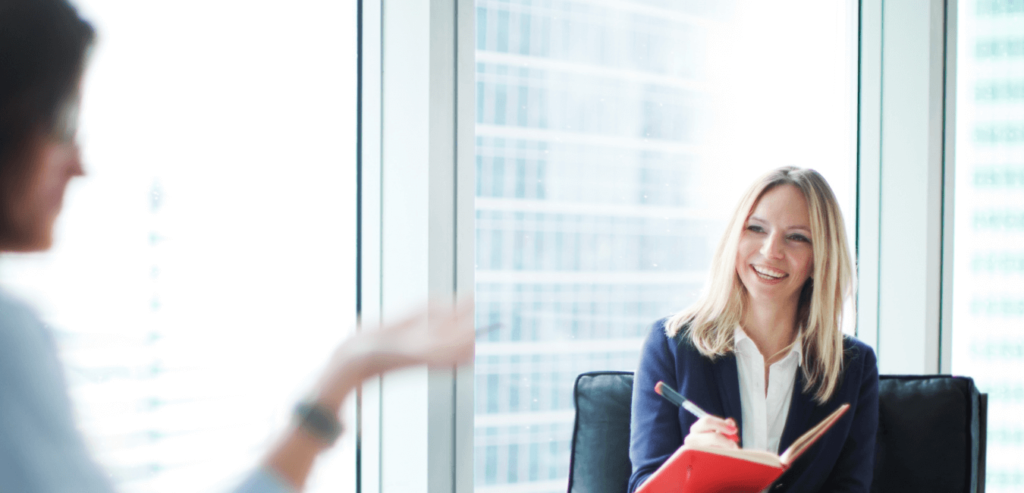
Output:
(360, 1), (475, 493)
(866, 0), (952, 374)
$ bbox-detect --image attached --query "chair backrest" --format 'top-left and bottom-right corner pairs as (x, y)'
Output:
(567, 371), (987, 493)
(873, 375), (987, 493)
(568, 371), (634, 493)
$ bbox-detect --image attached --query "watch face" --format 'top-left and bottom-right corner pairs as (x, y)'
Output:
(295, 402), (341, 445)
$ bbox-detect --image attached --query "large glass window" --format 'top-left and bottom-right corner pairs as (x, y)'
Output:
(951, 1), (1024, 490)
(473, 1), (858, 491)
(0, 2), (357, 492)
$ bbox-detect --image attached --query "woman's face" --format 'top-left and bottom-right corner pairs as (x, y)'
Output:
(0, 130), (84, 252)
(735, 184), (814, 308)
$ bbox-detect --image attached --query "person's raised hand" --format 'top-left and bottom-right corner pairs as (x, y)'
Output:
(683, 416), (740, 450)
(352, 297), (475, 375)
(311, 297), (476, 411)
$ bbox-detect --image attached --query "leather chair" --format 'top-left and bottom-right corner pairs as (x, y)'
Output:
(567, 372), (987, 493)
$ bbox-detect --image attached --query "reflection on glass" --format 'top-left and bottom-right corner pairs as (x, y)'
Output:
(952, 1), (1024, 490)
(0, 1), (357, 492)
(473, 1), (857, 491)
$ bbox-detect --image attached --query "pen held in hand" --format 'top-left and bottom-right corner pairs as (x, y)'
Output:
(654, 381), (740, 444)
(654, 381), (702, 416)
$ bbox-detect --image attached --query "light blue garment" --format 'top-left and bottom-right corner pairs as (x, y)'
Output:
(0, 289), (293, 493)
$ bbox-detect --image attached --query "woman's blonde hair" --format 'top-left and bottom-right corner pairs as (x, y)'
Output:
(665, 167), (855, 404)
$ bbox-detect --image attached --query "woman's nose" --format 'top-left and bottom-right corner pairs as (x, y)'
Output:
(66, 144), (85, 177)
(760, 233), (784, 260)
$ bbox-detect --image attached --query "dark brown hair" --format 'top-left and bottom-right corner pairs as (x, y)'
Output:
(0, 0), (94, 237)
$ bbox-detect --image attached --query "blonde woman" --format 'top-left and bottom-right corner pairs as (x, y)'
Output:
(628, 167), (878, 493)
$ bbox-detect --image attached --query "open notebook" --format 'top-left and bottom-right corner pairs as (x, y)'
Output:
(636, 404), (850, 493)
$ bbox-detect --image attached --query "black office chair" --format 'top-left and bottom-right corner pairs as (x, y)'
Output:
(567, 372), (987, 493)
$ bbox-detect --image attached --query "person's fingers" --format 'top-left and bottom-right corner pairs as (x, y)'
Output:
(380, 297), (474, 337)
(350, 298), (477, 373)
(683, 429), (740, 450)
(370, 303), (429, 339)
(689, 416), (738, 436)
(428, 301), (476, 365)
(384, 298), (474, 367)
(311, 298), (479, 410)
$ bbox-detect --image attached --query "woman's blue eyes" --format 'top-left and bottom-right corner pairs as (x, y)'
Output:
(745, 225), (811, 243)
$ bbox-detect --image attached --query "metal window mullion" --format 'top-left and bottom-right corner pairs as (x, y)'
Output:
(374, 1), (467, 493)
(358, 0), (384, 492)
(856, 0), (883, 351)
(455, 0), (477, 489)
(875, 0), (948, 375)
(939, 0), (958, 374)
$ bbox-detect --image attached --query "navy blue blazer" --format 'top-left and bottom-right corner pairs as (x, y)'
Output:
(628, 318), (879, 493)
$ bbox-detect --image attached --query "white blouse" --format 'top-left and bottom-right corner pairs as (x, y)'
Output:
(733, 327), (803, 454)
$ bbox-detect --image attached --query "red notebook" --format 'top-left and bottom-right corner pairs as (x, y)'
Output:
(636, 404), (849, 493)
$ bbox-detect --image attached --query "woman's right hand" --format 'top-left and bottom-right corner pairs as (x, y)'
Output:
(683, 416), (740, 450)
(310, 298), (476, 412)
(262, 299), (476, 491)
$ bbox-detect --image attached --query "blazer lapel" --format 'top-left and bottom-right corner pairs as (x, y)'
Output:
(711, 353), (744, 443)
(779, 369), (817, 454)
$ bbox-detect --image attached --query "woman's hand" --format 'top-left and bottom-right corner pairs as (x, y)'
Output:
(683, 416), (740, 450)
(263, 298), (476, 491)
(311, 298), (476, 411)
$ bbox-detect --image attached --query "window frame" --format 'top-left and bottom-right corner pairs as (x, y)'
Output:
(856, 0), (958, 374)
(356, 1), (476, 493)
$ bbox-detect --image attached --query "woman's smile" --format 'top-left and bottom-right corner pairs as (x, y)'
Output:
(750, 264), (788, 283)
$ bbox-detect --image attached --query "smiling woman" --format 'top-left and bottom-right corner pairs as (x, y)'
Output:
(736, 184), (815, 311)
(628, 167), (878, 493)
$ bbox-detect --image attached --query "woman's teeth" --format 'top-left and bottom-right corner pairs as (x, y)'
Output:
(753, 265), (785, 280)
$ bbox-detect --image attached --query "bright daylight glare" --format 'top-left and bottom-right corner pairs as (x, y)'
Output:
(0, 2), (358, 492)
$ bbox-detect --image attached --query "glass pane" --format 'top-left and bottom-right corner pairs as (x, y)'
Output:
(473, 1), (858, 491)
(951, 2), (1024, 491)
(0, 1), (357, 492)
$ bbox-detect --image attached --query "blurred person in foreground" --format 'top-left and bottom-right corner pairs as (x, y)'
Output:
(0, 1), (474, 491)
(628, 167), (879, 493)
